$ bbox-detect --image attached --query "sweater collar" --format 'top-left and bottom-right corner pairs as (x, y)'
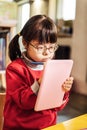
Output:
(21, 51), (44, 70)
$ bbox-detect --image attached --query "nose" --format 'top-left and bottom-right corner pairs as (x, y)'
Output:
(42, 48), (50, 55)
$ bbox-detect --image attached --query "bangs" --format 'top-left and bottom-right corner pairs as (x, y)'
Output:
(32, 18), (58, 44)
(23, 15), (58, 44)
(38, 28), (57, 44)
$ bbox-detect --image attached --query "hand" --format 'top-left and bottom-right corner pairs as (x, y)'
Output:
(38, 62), (46, 85)
(38, 76), (42, 85)
(62, 77), (74, 92)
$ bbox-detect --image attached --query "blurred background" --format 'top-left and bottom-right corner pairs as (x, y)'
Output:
(0, 0), (87, 127)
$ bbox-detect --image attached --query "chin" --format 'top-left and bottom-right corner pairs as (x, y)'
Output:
(42, 58), (52, 62)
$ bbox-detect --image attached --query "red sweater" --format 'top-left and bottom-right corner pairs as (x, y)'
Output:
(3, 58), (69, 130)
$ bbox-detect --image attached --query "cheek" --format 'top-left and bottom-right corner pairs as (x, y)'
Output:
(27, 48), (36, 55)
(26, 48), (35, 58)
(28, 49), (41, 60)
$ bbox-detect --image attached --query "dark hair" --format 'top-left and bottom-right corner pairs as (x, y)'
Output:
(9, 14), (58, 61)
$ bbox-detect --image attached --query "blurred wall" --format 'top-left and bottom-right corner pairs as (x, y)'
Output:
(71, 0), (87, 95)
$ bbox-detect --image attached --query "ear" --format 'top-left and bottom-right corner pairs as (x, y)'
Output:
(22, 38), (27, 49)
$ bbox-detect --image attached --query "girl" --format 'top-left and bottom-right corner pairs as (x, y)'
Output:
(3, 15), (73, 130)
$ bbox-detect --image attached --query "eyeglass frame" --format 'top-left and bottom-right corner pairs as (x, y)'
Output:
(29, 42), (59, 53)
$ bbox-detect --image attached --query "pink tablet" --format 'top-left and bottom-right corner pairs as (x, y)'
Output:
(34, 60), (73, 111)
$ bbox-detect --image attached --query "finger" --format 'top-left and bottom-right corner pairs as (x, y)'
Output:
(67, 77), (74, 81)
(64, 81), (73, 86)
(63, 83), (72, 88)
(62, 86), (71, 92)
(65, 81), (73, 85)
(65, 78), (74, 84)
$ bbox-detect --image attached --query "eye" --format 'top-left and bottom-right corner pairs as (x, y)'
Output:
(49, 46), (55, 51)
(49, 46), (54, 49)
(37, 46), (44, 50)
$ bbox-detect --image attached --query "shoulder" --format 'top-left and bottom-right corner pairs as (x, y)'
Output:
(6, 58), (28, 74)
(7, 58), (25, 67)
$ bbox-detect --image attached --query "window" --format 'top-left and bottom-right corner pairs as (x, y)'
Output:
(63, 0), (76, 20)
(57, 0), (76, 20)
(21, 3), (30, 28)
(17, 2), (30, 32)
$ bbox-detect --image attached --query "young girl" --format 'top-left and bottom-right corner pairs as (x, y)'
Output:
(3, 15), (73, 130)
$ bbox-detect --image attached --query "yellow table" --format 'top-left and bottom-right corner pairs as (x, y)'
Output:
(42, 114), (87, 130)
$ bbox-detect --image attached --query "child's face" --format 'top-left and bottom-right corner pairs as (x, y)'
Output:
(26, 40), (58, 62)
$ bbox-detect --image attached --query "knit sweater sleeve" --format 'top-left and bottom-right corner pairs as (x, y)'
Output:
(6, 62), (37, 110)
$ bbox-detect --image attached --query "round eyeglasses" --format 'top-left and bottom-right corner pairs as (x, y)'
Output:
(29, 43), (59, 53)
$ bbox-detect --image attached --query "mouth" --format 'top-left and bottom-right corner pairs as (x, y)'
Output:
(42, 57), (52, 61)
